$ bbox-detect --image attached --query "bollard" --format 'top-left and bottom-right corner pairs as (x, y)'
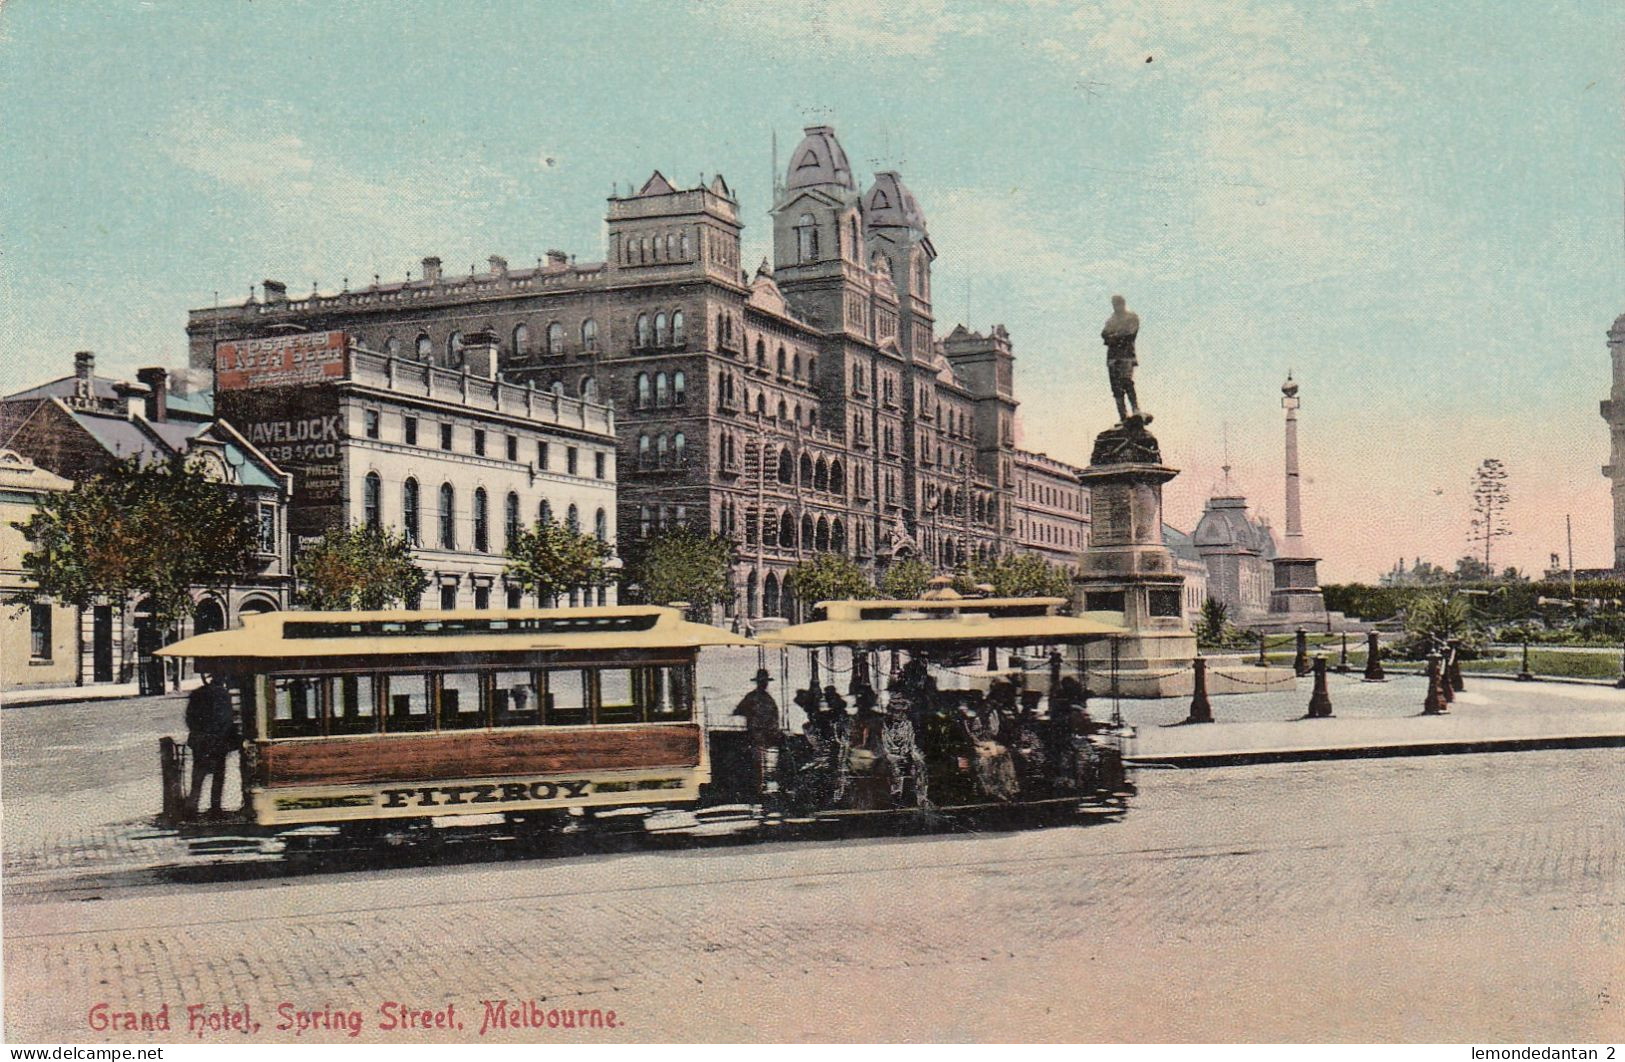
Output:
(987, 645), (999, 672)
(1307, 654), (1333, 718)
(159, 736), (186, 824)
(1362, 631), (1386, 682)
(1293, 628), (1310, 677)
(1439, 644), (1457, 705)
(1186, 656), (1214, 724)
(1334, 632), (1351, 674)
(1256, 630), (1268, 667)
(1422, 653), (1448, 715)
(1447, 638), (1465, 693)
(1516, 638), (1534, 682)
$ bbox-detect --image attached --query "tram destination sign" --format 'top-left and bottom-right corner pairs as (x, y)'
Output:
(216, 331), (348, 391)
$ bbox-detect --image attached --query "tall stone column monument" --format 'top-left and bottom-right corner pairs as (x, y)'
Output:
(1074, 296), (1197, 697)
(1268, 374), (1327, 618)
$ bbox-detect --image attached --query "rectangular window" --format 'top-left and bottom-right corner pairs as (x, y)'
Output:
(404, 416), (418, 446)
(597, 668), (639, 724)
(544, 669), (590, 726)
(439, 584), (457, 610)
(326, 674), (378, 736)
(537, 441), (549, 469)
(566, 447), (579, 476)
(364, 409), (380, 439)
(29, 604), (51, 659)
(491, 670), (543, 727)
(440, 423), (453, 450)
(506, 435), (519, 462)
(268, 675), (323, 739)
(258, 505), (276, 553)
(438, 672), (486, 730)
(594, 452), (607, 479)
(384, 674), (433, 733)
(474, 586), (490, 609)
(473, 429), (486, 456)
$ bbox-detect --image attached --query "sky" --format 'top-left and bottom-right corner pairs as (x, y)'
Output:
(1, 0), (1620, 582)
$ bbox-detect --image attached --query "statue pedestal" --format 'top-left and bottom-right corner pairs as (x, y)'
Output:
(1269, 553), (1327, 620)
(1073, 423), (1197, 698)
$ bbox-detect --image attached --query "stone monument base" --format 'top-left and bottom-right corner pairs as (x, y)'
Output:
(1077, 625), (1199, 698)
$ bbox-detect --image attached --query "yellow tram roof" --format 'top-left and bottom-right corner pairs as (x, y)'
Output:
(757, 597), (1127, 648)
(158, 605), (755, 661)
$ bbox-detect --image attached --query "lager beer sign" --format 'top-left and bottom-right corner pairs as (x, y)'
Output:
(215, 331), (348, 391)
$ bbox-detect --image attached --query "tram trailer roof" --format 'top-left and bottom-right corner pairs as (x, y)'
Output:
(158, 605), (756, 662)
(757, 597), (1129, 649)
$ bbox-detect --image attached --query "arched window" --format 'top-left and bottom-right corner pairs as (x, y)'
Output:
(808, 356), (817, 380)
(814, 457), (828, 492)
(635, 313), (651, 347)
(546, 322), (564, 355)
(778, 448), (794, 483)
(384, 336), (401, 357)
(654, 312), (669, 346)
(829, 460), (845, 495)
(777, 399), (787, 421)
(505, 491), (520, 546)
(581, 318), (598, 350)
(671, 311), (685, 344)
(363, 472), (381, 529)
(755, 393), (766, 416)
(831, 518), (846, 555)
(801, 513), (814, 549)
(656, 434), (669, 466)
(673, 432), (686, 464)
(415, 333), (432, 359)
(468, 487), (489, 553)
(764, 572), (780, 618)
(512, 323), (530, 354)
(636, 373), (651, 408)
(780, 511), (796, 547)
(655, 372), (670, 406)
(445, 330), (464, 367)
(792, 353), (801, 379)
(799, 452), (814, 485)
(639, 237), (649, 263)
(594, 507), (607, 542)
(796, 213), (818, 262)
(539, 498), (553, 525)
(402, 478), (420, 545)
(665, 234), (676, 259)
(579, 376), (597, 402)
(755, 338), (765, 366)
(777, 346), (787, 376)
(673, 370), (686, 403)
(566, 504), (580, 532)
(638, 434), (651, 468)
(816, 516), (830, 552)
(438, 483), (456, 548)
(763, 510), (778, 547)
(680, 231), (691, 259)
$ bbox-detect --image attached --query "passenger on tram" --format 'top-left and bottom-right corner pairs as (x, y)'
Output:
(843, 692), (892, 810)
(881, 685), (927, 805)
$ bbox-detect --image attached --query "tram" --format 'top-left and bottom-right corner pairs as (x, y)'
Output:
(156, 596), (1131, 838)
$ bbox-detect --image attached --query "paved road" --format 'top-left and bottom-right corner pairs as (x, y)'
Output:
(3, 693), (1623, 1043)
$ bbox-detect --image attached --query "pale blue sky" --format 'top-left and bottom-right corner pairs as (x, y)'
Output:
(2, 0), (1620, 580)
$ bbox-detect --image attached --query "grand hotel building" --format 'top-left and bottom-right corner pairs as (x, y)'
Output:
(187, 127), (1090, 619)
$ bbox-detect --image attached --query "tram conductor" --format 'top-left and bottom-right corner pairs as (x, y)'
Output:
(184, 671), (239, 819)
(734, 669), (782, 793)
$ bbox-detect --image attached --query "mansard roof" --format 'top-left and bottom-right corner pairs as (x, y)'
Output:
(864, 171), (927, 232)
(786, 126), (854, 192)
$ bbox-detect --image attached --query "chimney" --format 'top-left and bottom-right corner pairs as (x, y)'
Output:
(421, 257), (443, 283)
(73, 351), (95, 401)
(545, 249), (569, 271)
(487, 255), (509, 276)
(135, 367), (169, 422)
(462, 328), (500, 380)
(263, 279), (288, 303)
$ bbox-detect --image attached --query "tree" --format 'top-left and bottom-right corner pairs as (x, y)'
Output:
(985, 552), (1074, 598)
(785, 552), (874, 607)
(878, 556), (932, 599)
(620, 527), (733, 608)
(10, 454), (259, 627)
(1467, 458), (1512, 571)
(1197, 598), (1229, 645)
(294, 524), (428, 610)
(1454, 555), (1493, 582)
(504, 517), (612, 605)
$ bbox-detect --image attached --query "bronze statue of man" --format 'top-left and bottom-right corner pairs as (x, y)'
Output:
(1101, 294), (1143, 424)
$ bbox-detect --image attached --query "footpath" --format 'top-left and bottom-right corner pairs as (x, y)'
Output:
(1122, 672), (1623, 767)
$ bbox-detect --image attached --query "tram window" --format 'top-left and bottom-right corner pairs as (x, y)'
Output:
(327, 674), (378, 735)
(597, 668), (639, 724)
(384, 674), (433, 733)
(269, 676), (323, 739)
(438, 672), (487, 730)
(491, 670), (542, 726)
(652, 666), (693, 722)
(544, 669), (590, 726)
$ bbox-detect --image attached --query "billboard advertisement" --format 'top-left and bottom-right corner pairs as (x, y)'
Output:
(215, 386), (345, 539)
(215, 331), (348, 391)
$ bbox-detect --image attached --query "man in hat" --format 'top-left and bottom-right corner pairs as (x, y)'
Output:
(734, 669), (781, 794)
(184, 670), (238, 819)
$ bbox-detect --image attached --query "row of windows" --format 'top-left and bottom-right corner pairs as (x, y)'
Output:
(1019, 479), (1086, 514)
(417, 583), (611, 612)
(362, 475), (609, 550)
(620, 230), (693, 266)
(749, 337), (816, 382)
(636, 504), (689, 537)
(1018, 518), (1083, 549)
(746, 510), (852, 554)
(264, 666), (693, 740)
(359, 410), (606, 478)
(635, 432), (687, 469)
(380, 320), (601, 366)
(634, 371), (686, 409)
(634, 311), (686, 349)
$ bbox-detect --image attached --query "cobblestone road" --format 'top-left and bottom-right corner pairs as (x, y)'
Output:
(3, 694), (1623, 1042)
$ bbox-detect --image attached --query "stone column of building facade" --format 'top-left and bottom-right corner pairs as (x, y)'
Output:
(1268, 374), (1327, 619)
(1073, 423), (1197, 697)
